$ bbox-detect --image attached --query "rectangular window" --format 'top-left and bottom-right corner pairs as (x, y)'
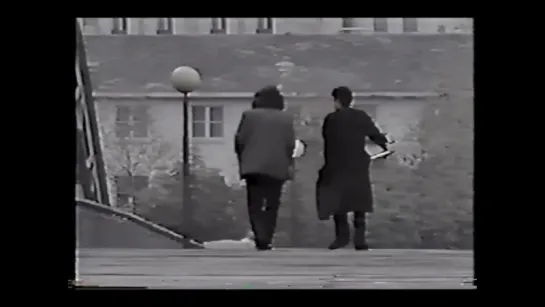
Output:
(403, 18), (418, 33)
(157, 18), (173, 34)
(342, 18), (355, 28)
(210, 18), (228, 34)
(373, 18), (388, 33)
(191, 106), (224, 139)
(115, 105), (149, 139)
(256, 18), (274, 34)
(111, 18), (128, 34)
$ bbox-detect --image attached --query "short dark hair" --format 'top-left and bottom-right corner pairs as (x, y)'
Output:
(258, 85), (280, 96)
(331, 86), (353, 107)
(253, 85), (284, 110)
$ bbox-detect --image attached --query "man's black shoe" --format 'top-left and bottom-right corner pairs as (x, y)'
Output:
(328, 240), (349, 250)
(255, 241), (273, 251)
(354, 243), (369, 251)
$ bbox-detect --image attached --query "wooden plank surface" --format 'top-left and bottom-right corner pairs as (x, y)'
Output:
(76, 248), (474, 289)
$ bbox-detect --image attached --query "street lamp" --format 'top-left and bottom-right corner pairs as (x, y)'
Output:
(171, 66), (202, 239)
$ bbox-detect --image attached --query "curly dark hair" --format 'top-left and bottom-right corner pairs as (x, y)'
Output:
(253, 85), (284, 110)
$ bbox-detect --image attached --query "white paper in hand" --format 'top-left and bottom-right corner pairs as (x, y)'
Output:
(293, 139), (306, 158)
(370, 150), (393, 160)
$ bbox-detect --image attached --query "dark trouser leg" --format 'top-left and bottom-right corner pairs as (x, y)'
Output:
(262, 177), (284, 246)
(353, 211), (369, 250)
(329, 213), (350, 250)
(245, 176), (268, 248)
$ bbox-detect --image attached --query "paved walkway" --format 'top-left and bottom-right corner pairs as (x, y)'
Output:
(76, 248), (474, 289)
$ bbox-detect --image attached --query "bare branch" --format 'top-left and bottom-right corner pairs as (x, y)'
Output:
(100, 117), (174, 184)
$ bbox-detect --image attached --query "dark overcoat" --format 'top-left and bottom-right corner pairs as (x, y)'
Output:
(316, 108), (388, 220)
(234, 89), (295, 181)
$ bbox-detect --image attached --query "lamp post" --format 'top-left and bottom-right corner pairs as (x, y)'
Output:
(171, 66), (202, 238)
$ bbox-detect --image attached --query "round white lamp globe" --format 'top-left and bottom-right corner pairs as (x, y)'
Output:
(171, 66), (202, 93)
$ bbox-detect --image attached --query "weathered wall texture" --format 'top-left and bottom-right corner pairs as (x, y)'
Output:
(88, 35), (473, 249)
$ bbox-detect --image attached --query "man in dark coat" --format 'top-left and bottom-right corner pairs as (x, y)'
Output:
(235, 86), (296, 250)
(317, 86), (389, 250)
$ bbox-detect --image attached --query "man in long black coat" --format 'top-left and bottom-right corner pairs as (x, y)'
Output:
(235, 86), (296, 250)
(317, 86), (389, 250)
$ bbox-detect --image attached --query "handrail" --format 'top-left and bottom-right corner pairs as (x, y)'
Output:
(76, 198), (204, 249)
(76, 21), (110, 205)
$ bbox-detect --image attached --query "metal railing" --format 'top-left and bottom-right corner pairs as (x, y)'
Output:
(76, 21), (110, 205)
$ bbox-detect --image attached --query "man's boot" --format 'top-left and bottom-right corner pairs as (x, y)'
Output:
(254, 213), (273, 251)
(353, 212), (369, 251)
(329, 214), (350, 250)
(249, 200), (270, 250)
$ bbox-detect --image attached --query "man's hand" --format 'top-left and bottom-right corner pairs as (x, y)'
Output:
(371, 150), (395, 160)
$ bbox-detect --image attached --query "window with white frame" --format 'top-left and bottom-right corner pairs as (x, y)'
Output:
(403, 18), (418, 33)
(256, 18), (274, 34)
(191, 106), (224, 138)
(157, 18), (173, 34)
(111, 18), (128, 34)
(373, 18), (388, 32)
(210, 18), (228, 34)
(115, 105), (149, 139)
(114, 175), (149, 207)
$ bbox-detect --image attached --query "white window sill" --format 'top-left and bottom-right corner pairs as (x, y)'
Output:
(191, 137), (225, 145)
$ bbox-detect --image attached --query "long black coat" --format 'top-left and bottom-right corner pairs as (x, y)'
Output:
(316, 108), (388, 220)
(235, 91), (295, 181)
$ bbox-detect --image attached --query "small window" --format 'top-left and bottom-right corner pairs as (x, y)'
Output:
(111, 18), (128, 34)
(210, 18), (227, 34)
(115, 105), (149, 139)
(373, 18), (388, 33)
(403, 18), (418, 33)
(191, 106), (224, 139)
(157, 18), (173, 34)
(256, 18), (274, 34)
(341, 18), (355, 29)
